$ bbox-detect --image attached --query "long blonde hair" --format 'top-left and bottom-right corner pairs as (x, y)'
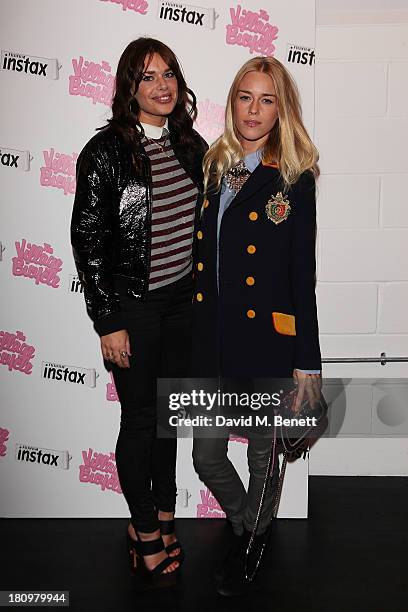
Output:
(203, 56), (319, 193)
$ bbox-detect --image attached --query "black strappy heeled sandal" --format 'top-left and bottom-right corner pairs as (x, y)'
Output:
(127, 532), (179, 588)
(127, 531), (139, 573)
(159, 519), (185, 565)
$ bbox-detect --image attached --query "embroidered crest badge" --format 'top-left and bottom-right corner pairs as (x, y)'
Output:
(265, 192), (291, 225)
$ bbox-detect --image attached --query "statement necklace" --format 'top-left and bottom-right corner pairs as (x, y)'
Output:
(224, 159), (251, 192)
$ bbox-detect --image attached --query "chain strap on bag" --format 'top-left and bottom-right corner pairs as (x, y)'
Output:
(244, 388), (328, 582)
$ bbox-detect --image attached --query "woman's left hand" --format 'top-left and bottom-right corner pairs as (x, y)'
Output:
(292, 369), (322, 413)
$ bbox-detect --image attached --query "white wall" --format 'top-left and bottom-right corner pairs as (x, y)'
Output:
(310, 8), (408, 475)
(0, 0), (315, 517)
(1, 1), (406, 514)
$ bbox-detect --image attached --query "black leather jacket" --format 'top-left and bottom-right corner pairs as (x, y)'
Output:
(71, 123), (207, 336)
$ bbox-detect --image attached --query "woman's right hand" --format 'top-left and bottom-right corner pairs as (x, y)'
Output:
(101, 330), (131, 368)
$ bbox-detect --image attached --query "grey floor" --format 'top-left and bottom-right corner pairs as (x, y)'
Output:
(1, 476), (407, 612)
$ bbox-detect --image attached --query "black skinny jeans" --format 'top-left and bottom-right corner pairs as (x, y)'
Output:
(112, 273), (193, 533)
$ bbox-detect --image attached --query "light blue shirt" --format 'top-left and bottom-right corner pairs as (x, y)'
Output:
(216, 150), (320, 375)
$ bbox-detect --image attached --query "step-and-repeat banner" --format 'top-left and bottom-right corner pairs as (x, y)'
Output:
(0, 0), (315, 518)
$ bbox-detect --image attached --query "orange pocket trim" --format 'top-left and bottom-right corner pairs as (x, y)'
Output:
(272, 312), (296, 336)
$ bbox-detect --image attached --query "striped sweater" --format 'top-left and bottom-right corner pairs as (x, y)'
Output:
(142, 134), (198, 291)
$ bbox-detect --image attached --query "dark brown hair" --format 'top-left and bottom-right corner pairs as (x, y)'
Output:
(107, 37), (197, 152)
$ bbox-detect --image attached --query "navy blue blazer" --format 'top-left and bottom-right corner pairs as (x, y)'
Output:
(191, 162), (321, 379)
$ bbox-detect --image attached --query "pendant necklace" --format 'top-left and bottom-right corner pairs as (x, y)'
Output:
(145, 132), (172, 158)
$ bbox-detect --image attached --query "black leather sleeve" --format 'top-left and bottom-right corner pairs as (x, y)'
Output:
(289, 171), (322, 370)
(194, 130), (209, 156)
(190, 129), (209, 183)
(70, 142), (124, 337)
(189, 130), (208, 270)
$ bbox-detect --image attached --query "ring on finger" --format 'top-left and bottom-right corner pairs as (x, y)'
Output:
(120, 350), (127, 358)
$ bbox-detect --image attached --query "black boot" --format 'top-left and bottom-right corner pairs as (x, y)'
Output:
(243, 526), (271, 582)
(216, 527), (270, 597)
(216, 530), (250, 597)
(215, 530), (247, 585)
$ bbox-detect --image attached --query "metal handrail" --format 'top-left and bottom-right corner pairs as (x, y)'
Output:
(322, 352), (408, 366)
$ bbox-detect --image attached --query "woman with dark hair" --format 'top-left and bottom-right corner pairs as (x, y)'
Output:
(192, 55), (321, 596)
(71, 38), (207, 585)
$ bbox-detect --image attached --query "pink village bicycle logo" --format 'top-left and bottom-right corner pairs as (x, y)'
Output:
(79, 448), (122, 494)
(12, 239), (63, 288)
(99, 0), (148, 14)
(229, 433), (248, 444)
(0, 427), (10, 457)
(106, 372), (119, 401)
(226, 4), (279, 56)
(196, 487), (226, 518)
(69, 56), (115, 106)
(40, 148), (77, 196)
(0, 330), (35, 375)
(195, 99), (225, 144)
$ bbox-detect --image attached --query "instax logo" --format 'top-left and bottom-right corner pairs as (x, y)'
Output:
(287, 44), (315, 66)
(157, 1), (217, 28)
(1, 50), (60, 79)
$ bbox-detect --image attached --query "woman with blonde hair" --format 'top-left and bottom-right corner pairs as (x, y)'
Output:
(191, 56), (321, 596)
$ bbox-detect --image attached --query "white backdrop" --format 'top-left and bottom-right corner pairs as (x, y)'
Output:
(0, 0), (315, 518)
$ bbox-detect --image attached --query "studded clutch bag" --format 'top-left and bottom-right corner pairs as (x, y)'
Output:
(278, 385), (328, 459)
